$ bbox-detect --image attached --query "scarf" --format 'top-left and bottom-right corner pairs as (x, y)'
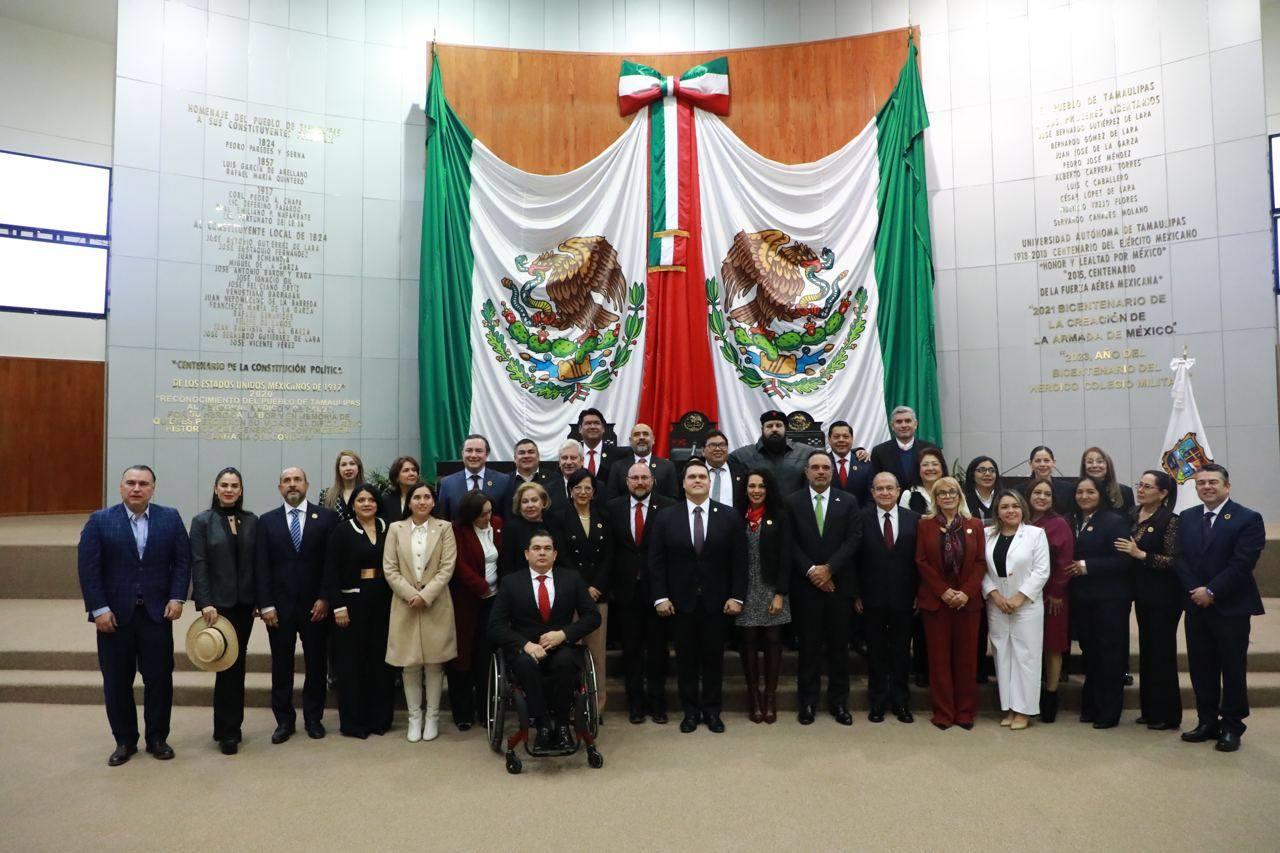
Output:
(940, 514), (965, 578)
(745, 505), (766, 533)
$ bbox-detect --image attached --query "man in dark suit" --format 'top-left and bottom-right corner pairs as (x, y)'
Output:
(786, 450), (862, 725)
(856, 472), (919, 723)
(606, 462), (676, 724)
(78, 465), (190, 766)
(827, 420), (872, 508)
(436, 434), (511, 521)
(488, 531), (601, 750)
(576, 407), (620, 484)
(499, 438), (549, 517)
(606, 422), (679, 500)
(870, 405), (937, 488)
(546, 440), (584, 515)
(649, 459), (747, 733)
(700, 429), (747, 510)
(1175, 464), (1266, 752)
(256, 467), (338, 743)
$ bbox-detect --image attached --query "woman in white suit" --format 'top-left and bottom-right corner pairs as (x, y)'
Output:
(384, 482), (458, 743)
(983, 489), (1050, 731)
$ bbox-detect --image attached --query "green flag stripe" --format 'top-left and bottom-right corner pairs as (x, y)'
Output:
(874, 40), (942, 446)
(420, 54), (476, 481)
(648, 99), (665, 267)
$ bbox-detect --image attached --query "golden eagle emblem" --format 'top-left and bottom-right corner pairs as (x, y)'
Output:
(501, 236), (628, 342)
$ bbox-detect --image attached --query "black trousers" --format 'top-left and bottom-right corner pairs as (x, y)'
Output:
(447, 596), (495, 725)
(619, 592), (670, 713)
(333, 587), (395, 735)
(793, 582), (851, 708)
(267, 611), (330, 726)
(1134, 579), (1183, 727)
(864, 606), (912, 710)
(1075, 597), (1130, 725)
(911, 612), (929, 677)
(672, 604), (726, 716)
(211, 603), (255, 741)
(97, 603), (174, 747)
(509, 645), (580, 724)
(1185, 606), (1252, 733)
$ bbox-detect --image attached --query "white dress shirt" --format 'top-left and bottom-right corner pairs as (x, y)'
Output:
(529, 566), (556, 608)
(477, 524), (499, 594)
(259, 502), (309, 617)
(686, 497), (711, 541)
(464, 466), (488, 489)
(878, 504), (900, 540)
(409, 519), (432, 583)
(707, 464), (731, 504)
(630, 495), (651, 541)
(805, 487), (832, 577)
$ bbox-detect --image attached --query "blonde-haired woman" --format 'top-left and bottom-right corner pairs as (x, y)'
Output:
(914, 477), (986, 730)
(320, 450), (364, 522)
(983, 490), (1050, 730)
(384, 482), (457, 742)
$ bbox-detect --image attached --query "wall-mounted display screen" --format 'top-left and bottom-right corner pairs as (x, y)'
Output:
(0, 149), (110, 317)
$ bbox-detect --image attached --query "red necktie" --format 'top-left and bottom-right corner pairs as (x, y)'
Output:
(883, 512), (894, 549)
(633, 502), (645, 545)
(587, 449), (597, 475)
(838, 458), (848, 489)
(536, 575), (551, 622)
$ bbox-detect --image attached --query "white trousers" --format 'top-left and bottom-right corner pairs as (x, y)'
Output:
(986, 599), (1044, 715)
(402, 663), (444, 720)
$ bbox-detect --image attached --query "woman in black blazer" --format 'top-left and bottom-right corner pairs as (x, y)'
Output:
(1079, 446), (1135, 511)
(1029, 445), (1075, 516)
(190, 467), (258, 755)
(499, 481), (563, 578)
(378, 455), (420, 523)
(554, 469), (613, 711)
(323, 484), (395, 739)
(734, 469), (791, 724)
(1069, 475), (1133, 729)
(1114, 470), (1181, 730)
(963, 456), (1001, 523)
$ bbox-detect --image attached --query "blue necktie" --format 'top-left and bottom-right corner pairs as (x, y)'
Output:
(289, 508), (302, 551)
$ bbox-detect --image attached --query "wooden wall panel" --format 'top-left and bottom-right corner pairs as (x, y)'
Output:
(435, 28), (919, 174)
(0, 357), (104, 515)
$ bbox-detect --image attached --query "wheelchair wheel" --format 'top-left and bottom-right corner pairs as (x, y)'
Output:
(486, 652), (506, 754)
(581, 648), (601, 739)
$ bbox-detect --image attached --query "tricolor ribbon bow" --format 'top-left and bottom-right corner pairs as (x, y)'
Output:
(618, 57), (730, 116)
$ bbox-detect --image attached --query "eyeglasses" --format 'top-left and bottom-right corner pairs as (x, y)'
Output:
(934, 489), (960, 498)
(1134, 482), (1155, 490)
(703, 442), (728, 449)
(974, 467), (997, 475)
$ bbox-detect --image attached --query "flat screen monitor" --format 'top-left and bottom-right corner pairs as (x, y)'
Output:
(0, 149), (111, 317)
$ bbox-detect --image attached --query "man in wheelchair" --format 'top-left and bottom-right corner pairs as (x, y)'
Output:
(488, 531), (601, 751)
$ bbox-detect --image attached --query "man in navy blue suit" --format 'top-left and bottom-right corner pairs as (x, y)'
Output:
(256, 467), (338, 743)
(78, 465), (190, 766)
(1175, 464), (1266, 752)
(436, 434), (511, 521)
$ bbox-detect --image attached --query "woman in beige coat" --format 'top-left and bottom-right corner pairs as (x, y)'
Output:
(384, 482), (457, 742)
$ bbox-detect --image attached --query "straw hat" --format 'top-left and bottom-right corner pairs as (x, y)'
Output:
(185, 615), (240, 672)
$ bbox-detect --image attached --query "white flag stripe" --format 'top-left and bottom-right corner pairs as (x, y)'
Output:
(618, 74), (658, 96)
(663, 95), (679, 233)
(682, 73), (729, 95)
(467, 115), (650, 460)
(696, 112), (890, 450)
(1160, 356), (1214, 513)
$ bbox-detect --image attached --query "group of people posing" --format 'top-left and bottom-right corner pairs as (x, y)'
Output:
(77, 405), (1267, 767)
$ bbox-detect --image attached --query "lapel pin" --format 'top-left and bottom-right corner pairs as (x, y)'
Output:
(1224, 513), (1232, 520)
(487, 480), (493, 487)
(597, 522), (603, 528)
(1147, 526), (1155, 533)
(765, 519), (773, 525)
(311, 513), (318, 519)
(1086, 526), (1094, 532)
(965, 528), (972, 535)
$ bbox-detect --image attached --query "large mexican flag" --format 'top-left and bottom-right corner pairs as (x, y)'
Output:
(420, 40), (939, 473)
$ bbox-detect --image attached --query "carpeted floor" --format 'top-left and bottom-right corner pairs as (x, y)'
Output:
(2, 703), (1277, 851)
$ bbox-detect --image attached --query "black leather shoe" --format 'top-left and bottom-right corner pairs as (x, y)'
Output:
(456, 722), (473, 732)
(219, 739), (238, 755)
(1122, 672), (1134, 686)
(146, 740), (175, 760)
(867, 707), (885, 723)
(832, 705), (853, 726)
(555, 724), (574, 750)
(651, 710), (668, 725)
(1182, 722), (1221, 743)
(305, 721), (326, 739)
(956, 722), (974, 731)
(271, 723), (294, 744)
(797, 704), (816, 725)
(704, 713), (725, 733)
(1092, 720), (1119, 730)
(107, 744), (137, 766)
(1079, 713), (1095, 724)
(893, 706), (915, 724)
(1147, 721), (1179, 731)
(679, 714), (698, 733)
(1214, 730), (1241, 752)
(1134, 716), (1148, 725)
(629, 709), (646, 724)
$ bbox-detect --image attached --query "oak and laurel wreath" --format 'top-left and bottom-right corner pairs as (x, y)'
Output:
(481, 282), (645, 401)
(705, 276), (869, 397)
